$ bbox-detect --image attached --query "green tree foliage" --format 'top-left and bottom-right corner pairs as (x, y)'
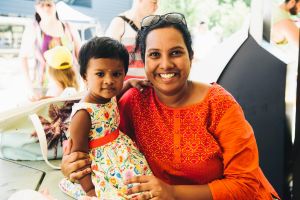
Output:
(158, 0), (201, 27)
(159, 0), (251, 40)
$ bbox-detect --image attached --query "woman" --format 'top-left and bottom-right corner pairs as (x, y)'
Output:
(62, 13), (279, 199)
(19, 0), (81, 101)
(271, 0), (300, 47)
(105, 0), (158, 79)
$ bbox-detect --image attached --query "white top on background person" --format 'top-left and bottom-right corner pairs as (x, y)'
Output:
(105, 0), (158, 79)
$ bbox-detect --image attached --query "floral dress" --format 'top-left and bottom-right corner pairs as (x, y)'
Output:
(59, 97), (152, 199)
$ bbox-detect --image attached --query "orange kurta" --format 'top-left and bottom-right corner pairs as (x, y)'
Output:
(118, 83), (279, 199)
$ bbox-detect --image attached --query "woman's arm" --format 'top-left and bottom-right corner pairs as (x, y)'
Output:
(66, 22), (82, 59)
(19, 23), (40, 101)
(69, 109), (95, 196)
(61, 138), (91, 181)
(274, 19), (299, 47)
(105, 17), (125, 41)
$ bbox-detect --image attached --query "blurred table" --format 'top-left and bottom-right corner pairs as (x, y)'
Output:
(0, 158), (73, 200)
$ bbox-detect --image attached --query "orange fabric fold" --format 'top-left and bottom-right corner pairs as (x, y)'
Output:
(208, 104), (280, 200)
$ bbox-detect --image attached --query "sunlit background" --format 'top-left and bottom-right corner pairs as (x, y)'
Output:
(0, 0), (251, 112)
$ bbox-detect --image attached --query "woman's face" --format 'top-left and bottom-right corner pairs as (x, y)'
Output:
(293, 1), (300, 14)
(35, 1), (56, 19)
(144, 27), (191, 96)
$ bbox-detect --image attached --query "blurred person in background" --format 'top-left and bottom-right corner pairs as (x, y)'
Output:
(19, 0), (81, 101)
(271, 0), (300, 140)
(271, 0), (300, 47)
(105, 0), (158, 79)
(43, 46), (79, 98)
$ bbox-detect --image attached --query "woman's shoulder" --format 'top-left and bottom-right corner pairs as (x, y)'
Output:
(119, 86), (152, 105)
(193, 82), (237, 108)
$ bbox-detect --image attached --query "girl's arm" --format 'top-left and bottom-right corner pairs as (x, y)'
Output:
(69, 109), (96, 196)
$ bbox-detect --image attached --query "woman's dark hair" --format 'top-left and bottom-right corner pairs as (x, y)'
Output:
(78, 36), (129, 78)
(135, 19), (194, 63)
(35, 12), (60, 23)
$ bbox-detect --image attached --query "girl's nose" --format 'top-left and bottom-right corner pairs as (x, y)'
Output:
(103, 75), (114, 85)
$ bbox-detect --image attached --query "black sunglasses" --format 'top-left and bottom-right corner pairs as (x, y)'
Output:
(141, 12), (187, 30)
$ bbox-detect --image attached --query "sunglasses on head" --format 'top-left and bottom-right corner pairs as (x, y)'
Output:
(141, 12), (187, 30)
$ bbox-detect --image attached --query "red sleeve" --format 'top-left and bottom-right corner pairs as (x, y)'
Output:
(208, 103), (278, 200)
(118, 88), (135, 140)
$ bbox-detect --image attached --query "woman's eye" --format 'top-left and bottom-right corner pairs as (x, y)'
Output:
(171, 50), (182, 56)
(96, 72), (104, 77)
(148, 52), (160, 58)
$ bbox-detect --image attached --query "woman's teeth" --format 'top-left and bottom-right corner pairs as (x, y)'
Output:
(160, 73), (175, 78)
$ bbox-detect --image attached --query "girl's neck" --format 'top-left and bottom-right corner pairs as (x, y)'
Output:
(155, 81), (193, 108)
(84, 93), (111, 105)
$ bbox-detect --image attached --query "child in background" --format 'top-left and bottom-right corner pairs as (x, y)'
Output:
(59, 37), (152, 199)
(43, 46), (79, 98)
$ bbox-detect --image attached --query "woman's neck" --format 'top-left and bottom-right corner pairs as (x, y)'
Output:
(155, 81), (193, 108)
(40, 16), (59, 26)
(126, 8), (146, 28)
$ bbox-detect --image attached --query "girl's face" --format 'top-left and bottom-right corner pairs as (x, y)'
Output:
(84, 58), (125, 104)
(144, 27), (191, 96)
(35, 1), (56, 19)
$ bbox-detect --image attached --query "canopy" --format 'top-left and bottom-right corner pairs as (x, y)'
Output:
(56, 1), (95, 23)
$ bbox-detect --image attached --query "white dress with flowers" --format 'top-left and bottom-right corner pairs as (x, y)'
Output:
(59, 97), (152, 199)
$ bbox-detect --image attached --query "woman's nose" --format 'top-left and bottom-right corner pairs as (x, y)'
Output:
(160, 55), (174, 69)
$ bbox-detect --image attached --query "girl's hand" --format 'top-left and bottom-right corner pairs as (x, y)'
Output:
(61, 139), (91, 181)
(125, 175), (175, 200)
(126, 79), (152, 92)
(118, 79), (152, 99)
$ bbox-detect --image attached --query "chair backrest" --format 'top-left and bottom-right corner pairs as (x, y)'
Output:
(217, 34), (291, 198)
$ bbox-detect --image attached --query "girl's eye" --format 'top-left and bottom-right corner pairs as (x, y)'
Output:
(113, 72), (123, 77)
(96, 72), (105, 77)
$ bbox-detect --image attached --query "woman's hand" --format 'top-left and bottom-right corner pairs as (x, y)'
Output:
(125, 175), (175, 200)
(61, 139), (91, 181)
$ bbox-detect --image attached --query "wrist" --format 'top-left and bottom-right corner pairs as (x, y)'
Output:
(171, 185), (177, 200)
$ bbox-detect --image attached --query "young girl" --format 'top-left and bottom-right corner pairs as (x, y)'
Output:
(59, 36), (152, 199)
(43, 45), (79, 98)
